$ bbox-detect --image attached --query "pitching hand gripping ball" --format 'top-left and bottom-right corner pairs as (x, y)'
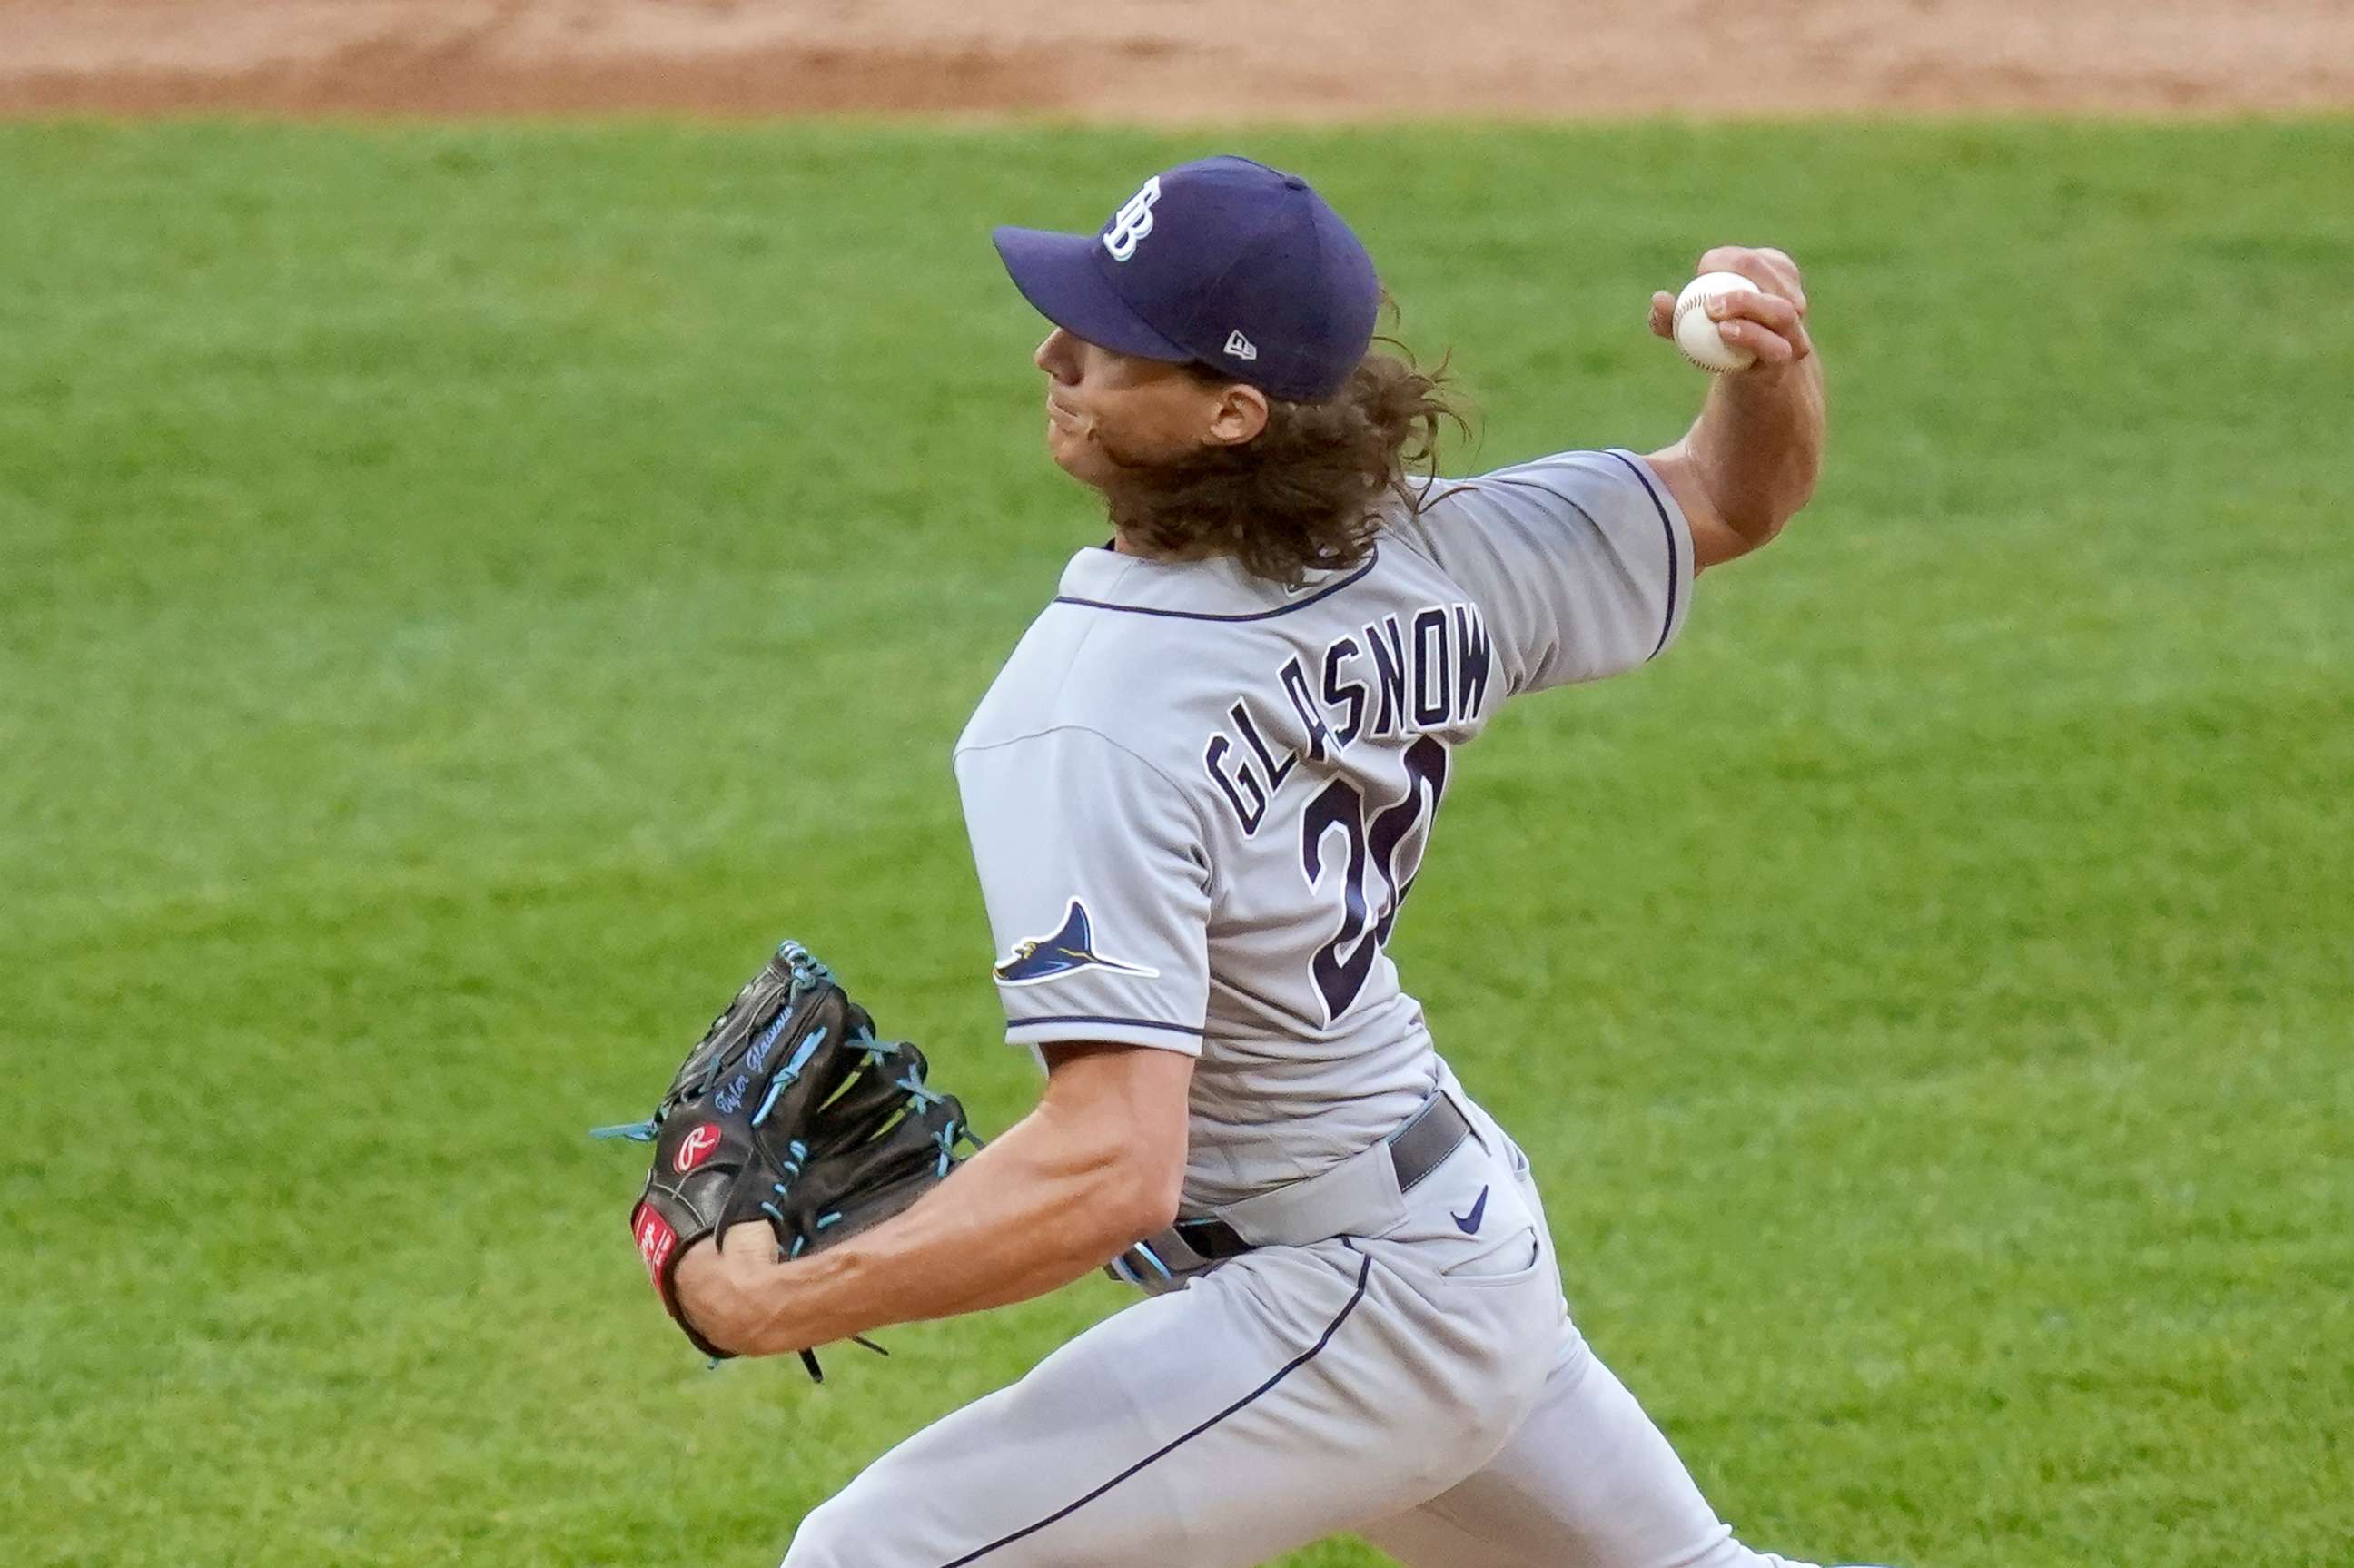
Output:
(1671, 271), (1763, 373)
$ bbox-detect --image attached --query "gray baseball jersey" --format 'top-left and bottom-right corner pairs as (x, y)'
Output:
(787, 448), (1885, 1568)
(955, 447), (1694, 1209)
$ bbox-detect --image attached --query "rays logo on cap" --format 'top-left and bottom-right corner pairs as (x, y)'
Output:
(1101, 176), (1162, 262)
(994, 899), (1161, 985)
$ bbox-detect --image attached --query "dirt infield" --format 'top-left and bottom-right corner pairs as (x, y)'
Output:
(5, 0), (2350, 118)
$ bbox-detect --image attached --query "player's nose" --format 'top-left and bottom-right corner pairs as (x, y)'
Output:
(1034, 328), (1080, 382)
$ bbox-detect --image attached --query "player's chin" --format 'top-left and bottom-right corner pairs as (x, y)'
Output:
(1044, 426), (1112, 487)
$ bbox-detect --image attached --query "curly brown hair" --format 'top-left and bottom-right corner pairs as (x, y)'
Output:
(1101, 342), (1466, 587)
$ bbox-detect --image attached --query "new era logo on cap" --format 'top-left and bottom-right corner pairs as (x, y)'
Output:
(993, 155), (1381, 403)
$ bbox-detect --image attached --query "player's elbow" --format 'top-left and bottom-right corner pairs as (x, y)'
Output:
(1721, 442), (1820, 547)
(1040, 1040), (1194, 1245)
(1022, 1107), (1183, 1254)
(1089, 1137), (1184, 1245)
(1125, 1080), (1192, 1236)
(1723, 497), (1800, 552)
(1125, 1149), (1188, 1238)
(1696, 461), (1815, 567)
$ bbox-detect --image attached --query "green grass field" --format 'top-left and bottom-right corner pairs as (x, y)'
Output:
(3, 120), (2349, 1568)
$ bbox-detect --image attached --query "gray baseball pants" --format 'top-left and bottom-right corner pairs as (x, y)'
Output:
(782, 1094), (1875, 1568)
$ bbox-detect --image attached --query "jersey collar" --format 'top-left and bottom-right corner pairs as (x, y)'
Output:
(1051, 545), (1376, 623)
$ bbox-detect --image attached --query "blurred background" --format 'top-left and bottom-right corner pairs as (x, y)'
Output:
(8, 0), (2354, 115)
(3, 6), (2349, 1568)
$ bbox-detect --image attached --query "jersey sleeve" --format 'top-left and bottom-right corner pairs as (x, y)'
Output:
(954, 725), (1211, 1056)
(1387, 448), (1694, 696)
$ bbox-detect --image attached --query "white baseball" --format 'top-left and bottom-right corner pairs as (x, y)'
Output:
(1671, 271), (1763, 373)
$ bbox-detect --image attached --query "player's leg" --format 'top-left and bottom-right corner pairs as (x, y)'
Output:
(1348, 1502), (1528, 1568)
(781, 1225), (1558, 1568)
(1359, 1320), (1889, 1568)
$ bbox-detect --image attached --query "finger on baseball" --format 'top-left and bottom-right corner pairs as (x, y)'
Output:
(1696, 246), (1806, 313)
(1717, 319), (1799, 367)
(1701, 243), (1802, 293)
(1730, 314), (1814, 365)
(1706, 287), (1802, 335)
(1740, 246), (1803, 304)
(1649, 290), (1676, 338)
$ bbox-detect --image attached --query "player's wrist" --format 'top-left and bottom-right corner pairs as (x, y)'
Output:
(669, 1228), (767, 1356)
(746, 1241), (865, 1356)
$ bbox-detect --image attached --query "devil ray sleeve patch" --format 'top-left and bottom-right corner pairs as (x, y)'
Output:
(994, 899), (1163, 985)
(957, 727), (1210, 1055)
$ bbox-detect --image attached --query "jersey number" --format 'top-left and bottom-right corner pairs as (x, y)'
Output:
(1298, 735), (1450, 1021)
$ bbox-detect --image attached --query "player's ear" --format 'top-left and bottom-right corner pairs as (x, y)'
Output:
(1203, 382), (1269, 449)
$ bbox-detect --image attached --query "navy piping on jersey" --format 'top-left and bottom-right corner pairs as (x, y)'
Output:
(1604, 449), (1681, 658)
(1004, 1014), (1203, 1037)
(936, 1252), (1374, 1567)
(1051, 548), (1380, 622)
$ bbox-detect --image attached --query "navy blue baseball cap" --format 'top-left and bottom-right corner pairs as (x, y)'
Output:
(993, 155), (1380, 404)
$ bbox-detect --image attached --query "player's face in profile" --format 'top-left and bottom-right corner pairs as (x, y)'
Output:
(1032, 328), (1231, 487)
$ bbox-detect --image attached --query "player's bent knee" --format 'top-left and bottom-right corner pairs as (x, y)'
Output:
(777, 1495), (862, 1568)
(780, 1469), (947, 1568)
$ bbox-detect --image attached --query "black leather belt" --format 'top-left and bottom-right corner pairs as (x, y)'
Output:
(1172, 1094), (1472, 1261)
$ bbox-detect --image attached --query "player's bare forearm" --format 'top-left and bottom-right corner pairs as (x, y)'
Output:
(676, 1041), (1191, 1357)
(1676, 350), (1824, 550)
(737, 1089), (1168, 1348)
(1643, 245), (1825, 571)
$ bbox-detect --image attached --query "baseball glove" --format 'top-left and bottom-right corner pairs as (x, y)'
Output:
(593, 941), (980, 1379)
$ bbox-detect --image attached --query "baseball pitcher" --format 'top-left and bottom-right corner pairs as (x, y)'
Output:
(656, 154), (1884, 1568)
